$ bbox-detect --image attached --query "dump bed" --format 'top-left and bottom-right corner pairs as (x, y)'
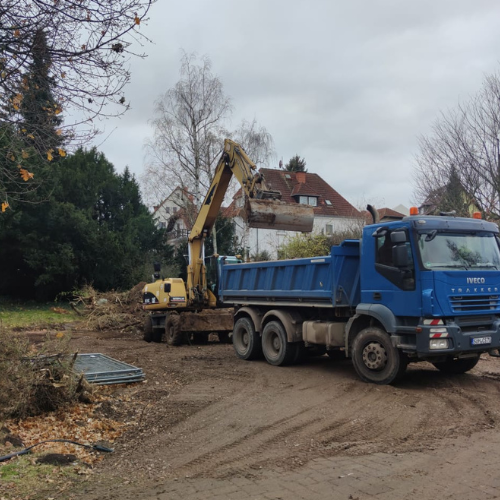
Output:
(219, 240), (361, 308)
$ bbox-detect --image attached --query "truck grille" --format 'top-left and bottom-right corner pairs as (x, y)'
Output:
(450, 295), (500, 312)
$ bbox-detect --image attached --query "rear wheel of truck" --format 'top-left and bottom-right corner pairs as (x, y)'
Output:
(232, 318), (262, 360)
(352, 327), (407, 384)
(165, 314), (182, 346)
(143, 316), (153, 342)
(432, 355), (480, 374)
(262, 320), (296, 366)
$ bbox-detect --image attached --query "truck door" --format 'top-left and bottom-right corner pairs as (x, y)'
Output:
(362, 226), (422, 317)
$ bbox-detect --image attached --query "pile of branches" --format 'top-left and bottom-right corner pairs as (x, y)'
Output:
(71, 283), (147, 331)
(0, 332), (89, 419)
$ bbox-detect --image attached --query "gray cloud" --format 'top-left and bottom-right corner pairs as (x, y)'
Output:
(91, 0), (500, 210)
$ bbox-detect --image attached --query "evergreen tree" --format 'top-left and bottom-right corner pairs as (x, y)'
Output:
(0, 148), (164, 299)
(19, 29), (64, 156)
(285, 155), (307, 172)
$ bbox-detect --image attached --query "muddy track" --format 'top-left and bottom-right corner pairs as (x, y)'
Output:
(64, 329), (500, 491)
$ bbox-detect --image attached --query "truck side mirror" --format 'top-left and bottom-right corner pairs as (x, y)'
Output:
(391, 231), (407, 244)
(393, 245), (410, 267)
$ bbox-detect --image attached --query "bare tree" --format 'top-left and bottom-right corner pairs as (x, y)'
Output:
(143, 53), (232, 217)
(0, 0), (155, 208)
(1, 0), (154, 133)
(142, 52), (275, 216)
(414, 71), (500, 220)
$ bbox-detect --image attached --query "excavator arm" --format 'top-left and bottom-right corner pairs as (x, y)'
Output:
(186, 139), (314, 307)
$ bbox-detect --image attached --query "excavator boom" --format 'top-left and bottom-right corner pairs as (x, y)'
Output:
(144, 139), (314, 316)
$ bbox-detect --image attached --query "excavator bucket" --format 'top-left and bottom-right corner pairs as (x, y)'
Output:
(244, 198), (314, 232)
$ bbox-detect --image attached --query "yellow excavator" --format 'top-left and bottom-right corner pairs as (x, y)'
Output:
(142, 139), (314, 345)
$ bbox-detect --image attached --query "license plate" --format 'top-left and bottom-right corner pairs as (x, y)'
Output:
(471, 336), (492, 346)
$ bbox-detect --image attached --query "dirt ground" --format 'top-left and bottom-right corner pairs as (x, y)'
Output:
(37, 324), (500, 499)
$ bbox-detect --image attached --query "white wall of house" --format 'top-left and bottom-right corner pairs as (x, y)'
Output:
(153, 187), (188, 233)
(233, 215), (364, 260)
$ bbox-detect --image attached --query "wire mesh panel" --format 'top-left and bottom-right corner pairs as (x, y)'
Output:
(73, 353), (145, 385)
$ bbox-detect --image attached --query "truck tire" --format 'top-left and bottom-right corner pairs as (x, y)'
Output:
(232, 317), (262, 360)
(352, 327), (407, 385)
(165, 314), (182, 346)
(143, 316), (153, 342)
(432, 355), (480, 374)
(262, 320), (296, 366)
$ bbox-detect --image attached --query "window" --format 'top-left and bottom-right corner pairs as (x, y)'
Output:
(299, 196), (318, 206)
(173, 206), (178, 213)
(325, 224), (333, 235)
(376, 233), (394, 266)
(375, 229), (415, 291)
(165, 207), (170, 214)
(325, 200), (332, 206)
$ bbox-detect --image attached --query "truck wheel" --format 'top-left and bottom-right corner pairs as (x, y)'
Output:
(352, 327), (407, 384)
(232, 318), (262, 360)
(262, 321), (296, 366)
(165, 314), (182, 346)
(143, 316), (153, 342)
(432, 355), (480, 374)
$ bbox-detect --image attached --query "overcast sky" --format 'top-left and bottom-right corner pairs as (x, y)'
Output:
(92, 0), (500, 211)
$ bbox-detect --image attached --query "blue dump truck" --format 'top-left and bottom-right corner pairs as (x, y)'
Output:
(219, 211), (500, 384)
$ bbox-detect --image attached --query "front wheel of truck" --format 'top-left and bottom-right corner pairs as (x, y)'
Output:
(233, 317), (262, 360)
(352, 327), (407, 385)
(262, 320), (296, 366)
(432, 355), (480, 374)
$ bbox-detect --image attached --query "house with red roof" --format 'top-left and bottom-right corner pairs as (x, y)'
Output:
(225, 169), (364, 259)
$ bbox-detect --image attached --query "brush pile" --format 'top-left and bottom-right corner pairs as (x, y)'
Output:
(71, 283), (147, 332)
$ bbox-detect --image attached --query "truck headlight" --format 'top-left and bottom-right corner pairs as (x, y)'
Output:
(430, 338), (450, 350)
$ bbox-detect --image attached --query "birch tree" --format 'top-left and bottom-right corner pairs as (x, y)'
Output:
(142, 52), (276, 215)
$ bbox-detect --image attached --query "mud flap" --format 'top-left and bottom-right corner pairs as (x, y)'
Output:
(244, 199), (314, 232)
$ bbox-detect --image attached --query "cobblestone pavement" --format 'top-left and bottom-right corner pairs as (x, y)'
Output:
(134, 429), (500, 500)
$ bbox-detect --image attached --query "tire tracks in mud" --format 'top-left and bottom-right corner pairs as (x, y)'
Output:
(159, 361), (500, 479)
(93, 343), (500, 482)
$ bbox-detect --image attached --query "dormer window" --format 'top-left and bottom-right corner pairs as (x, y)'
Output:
(299, 196), (317, 207)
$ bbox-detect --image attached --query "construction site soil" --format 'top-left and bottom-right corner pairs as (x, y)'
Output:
(56, 326), (500, 499)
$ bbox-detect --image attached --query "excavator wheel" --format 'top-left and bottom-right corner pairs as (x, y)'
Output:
(165, 314), (182, 346)
(143, 316), (153, 342)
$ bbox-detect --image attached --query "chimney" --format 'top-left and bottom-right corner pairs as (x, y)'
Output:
(296, 172), (306, 184)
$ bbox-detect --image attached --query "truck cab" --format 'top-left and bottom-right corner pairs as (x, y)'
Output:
(348, 213), (500, 382)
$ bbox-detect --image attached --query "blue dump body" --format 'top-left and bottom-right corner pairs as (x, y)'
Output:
(219, 240), (361, 308)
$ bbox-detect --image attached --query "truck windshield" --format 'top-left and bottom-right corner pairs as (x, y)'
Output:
(417, 231), (500, 270)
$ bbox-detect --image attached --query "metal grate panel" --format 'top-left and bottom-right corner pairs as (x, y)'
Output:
(73, 353), (145, 385)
